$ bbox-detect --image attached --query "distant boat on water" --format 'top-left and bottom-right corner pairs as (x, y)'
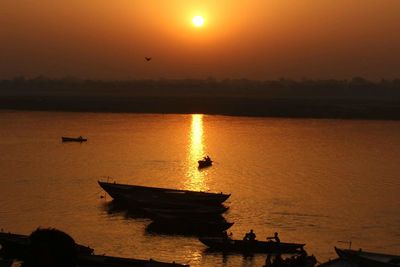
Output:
(62, 136), (87, 142)
(198, 156), (212, 169)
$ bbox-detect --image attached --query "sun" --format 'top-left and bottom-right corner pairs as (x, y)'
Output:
(192, 16), (204, 27)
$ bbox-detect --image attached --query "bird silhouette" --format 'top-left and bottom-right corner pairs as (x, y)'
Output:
(145, 57), (152, 61)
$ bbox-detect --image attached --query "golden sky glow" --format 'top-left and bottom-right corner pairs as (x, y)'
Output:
(1, 0), (400, 79)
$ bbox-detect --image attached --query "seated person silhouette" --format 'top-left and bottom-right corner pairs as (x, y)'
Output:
(21, 228), (77, 267)
(245, 229), (256, 241)
(267, 232), (280, 243)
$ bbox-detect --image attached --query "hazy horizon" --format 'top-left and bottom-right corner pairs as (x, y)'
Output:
(1, 0), (400, 80)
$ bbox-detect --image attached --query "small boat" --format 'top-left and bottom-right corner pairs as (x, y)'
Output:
(98, 181), (230, 205)
(62, 136), (87, 142)
(335, 247), (400, 267)
(199, 237), (305, 254)
(198, 156), (212, 169)
(78, 253), (189, 267)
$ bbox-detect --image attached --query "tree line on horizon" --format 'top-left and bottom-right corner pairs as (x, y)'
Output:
(1, 76), (400, 100)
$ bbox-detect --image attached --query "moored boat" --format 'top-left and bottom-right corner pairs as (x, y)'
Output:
(335, 247), (400, 267)
(0, 232), (93, 260)
(62, 136), (87, 142)
(316, 258), (357, 267)
(98, 181), (230, 205)
(142, 205), (229, 218)
(147, 220), (234, 236)
(199, 237), (305, 254)
(0, 231), (188, 267)
(78, 253), (189, 267)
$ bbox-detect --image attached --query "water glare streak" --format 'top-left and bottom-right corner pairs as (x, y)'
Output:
(185, 114), (207, 191)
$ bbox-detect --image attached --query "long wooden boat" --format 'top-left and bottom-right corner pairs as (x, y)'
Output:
(112, 194), (229, 212)
(335, 247), (400, 267)
(98, 181), (230, 205)
(78, 254), (189, 267)
(147, 220), (233, 236)
(62, 136), (87, 142)
(199, 237), (305, 254)
(143, 205), (228, 216)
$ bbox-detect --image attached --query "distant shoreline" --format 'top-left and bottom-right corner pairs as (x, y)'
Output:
(1, 95), (400, 120)
(1, 78), (400, 120)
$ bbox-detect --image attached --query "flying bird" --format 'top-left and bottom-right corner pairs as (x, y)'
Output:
(145, 57), (152, 61)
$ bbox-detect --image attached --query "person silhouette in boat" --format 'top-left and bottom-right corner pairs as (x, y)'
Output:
(248, 229), (256, 241)
(267, 232), (280, 243)
(244, 229), (256, 241)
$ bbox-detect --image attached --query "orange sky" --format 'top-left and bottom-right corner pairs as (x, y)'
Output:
(1, 0), (400, 80)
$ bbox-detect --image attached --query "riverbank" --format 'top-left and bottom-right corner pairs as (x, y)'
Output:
(1, 95), (400, 120)
(1, 78), (400, 119)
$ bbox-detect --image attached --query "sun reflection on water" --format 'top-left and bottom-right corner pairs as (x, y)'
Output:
(186, 114), (208, 191)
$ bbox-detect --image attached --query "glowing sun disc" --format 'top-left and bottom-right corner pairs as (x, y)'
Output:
(192, 16), (204, 27)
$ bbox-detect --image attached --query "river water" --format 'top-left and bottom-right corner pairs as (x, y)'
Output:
(0, 111), (399, 266)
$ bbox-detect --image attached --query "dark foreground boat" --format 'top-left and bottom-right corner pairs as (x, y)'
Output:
(199, 237), (305, 254)
(316, 258), (357, 267)
(0, 232), (93, 259)
(78, 254), (188, 267)
(62, 136), (87, 142)
(0, 232), (188, 267)
(264, 253), (317, 267)
(98, 181), (230, 205)
(335, 247), (400, 267)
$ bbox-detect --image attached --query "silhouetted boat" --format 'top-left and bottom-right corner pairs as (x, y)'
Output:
(0, 232), (93, 260)
(263, 253), (318, 267)
(199, 237), (305, 254)
(335, 247), (400, 267)
(98, 181), (230, 205)
(0, 258), (13, 267)
(147, 220), (233, 236)
(0, 232), (188, 267)
(316, 258), (356, 267)
(62, 136), (87, 142)
(198, 157), (212, 169)
(143, 205), (229, 217)
(78, 254), (189, 267)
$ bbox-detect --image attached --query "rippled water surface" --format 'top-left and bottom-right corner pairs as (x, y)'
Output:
(1, 111), (399, 266)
